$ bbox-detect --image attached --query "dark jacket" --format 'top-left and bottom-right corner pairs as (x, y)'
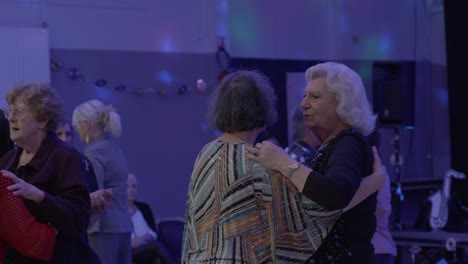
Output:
(135, 201), (157, 232)
(0, 133), (100, 264)
(0, 110), (14, 159)
(304, 129), (376, 263)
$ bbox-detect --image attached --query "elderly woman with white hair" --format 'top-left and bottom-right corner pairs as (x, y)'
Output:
(72, 99), (132, 264)
(247, 62), (380, 263)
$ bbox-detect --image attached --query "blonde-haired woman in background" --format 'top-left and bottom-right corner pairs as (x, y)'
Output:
(72, 99), (132, 264)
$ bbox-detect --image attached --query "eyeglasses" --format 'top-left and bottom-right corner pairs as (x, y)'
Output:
(3, 107), (28, 119)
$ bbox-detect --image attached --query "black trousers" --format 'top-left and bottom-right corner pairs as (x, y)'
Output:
(132, 240), (172, 264)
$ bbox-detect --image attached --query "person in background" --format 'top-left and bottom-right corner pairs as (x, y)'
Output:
(247, 62), (380, 263)
(127, 173), (172, 264)
(56, 120), (113, 225)
(55, 119), (73, 146)
(284, 106), (321, 163)
(0, 109), (14, 159)
(56, 119), (99, 193)
(0, 82), (100, 263)
(255, 129), (281, 146)
(182, 70), (386, 263)
(367, 132), (397, 264)
(72, 99), (132, 264)
(372, 174), (397, 264)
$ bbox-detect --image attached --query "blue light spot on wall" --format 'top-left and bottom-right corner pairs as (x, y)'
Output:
(157, 70), (173, 84)
(216, 0), (229, 36)
(161, 38), (173, 52)
(91, 85), (114, 101)
(363, 33), (393, 59)
(378, 33), (392, 55)
(218, 0), (229, 15)
(356, 63), (371, 80)
(230, 3), (259, 53)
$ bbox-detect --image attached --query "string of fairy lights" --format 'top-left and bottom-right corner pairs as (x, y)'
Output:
(49, 59), (212, 98)
(49, 38), (231, 98)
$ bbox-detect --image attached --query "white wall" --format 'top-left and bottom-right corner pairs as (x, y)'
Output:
(0, 27), (50, 109)
(226, 0), (445, 64)
(0, 0), (220, 53)
(0, 0), (446, 64)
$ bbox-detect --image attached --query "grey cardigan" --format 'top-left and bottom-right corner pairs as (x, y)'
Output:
(85, 133), (132, 233)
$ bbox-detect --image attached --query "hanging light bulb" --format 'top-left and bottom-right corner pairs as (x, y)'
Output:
(196, 79), (207, 93)
(67, 68), (81, 80)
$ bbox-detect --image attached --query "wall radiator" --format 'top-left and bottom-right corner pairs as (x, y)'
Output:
(0, 27), (49, 109)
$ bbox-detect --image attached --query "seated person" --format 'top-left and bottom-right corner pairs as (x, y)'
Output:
(127, 173), (171, 264)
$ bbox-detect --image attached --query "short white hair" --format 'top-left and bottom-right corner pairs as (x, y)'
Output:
(305, 62), (376, 135)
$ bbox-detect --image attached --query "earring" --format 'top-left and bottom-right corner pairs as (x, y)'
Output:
(85, 134), (90, 144)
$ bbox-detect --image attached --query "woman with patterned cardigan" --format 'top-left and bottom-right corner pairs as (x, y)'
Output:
(182, 70), (385, 263)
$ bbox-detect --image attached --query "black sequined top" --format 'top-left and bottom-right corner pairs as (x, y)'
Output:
(304, 129), (377, 264)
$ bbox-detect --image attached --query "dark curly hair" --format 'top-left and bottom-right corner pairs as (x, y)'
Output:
(207, 70), (278, 133)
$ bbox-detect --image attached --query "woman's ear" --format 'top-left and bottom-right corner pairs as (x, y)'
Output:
(81, 120), (91, 132)
(37, 120), (48, 130)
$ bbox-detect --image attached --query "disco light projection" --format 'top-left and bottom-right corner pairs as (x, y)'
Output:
(216, 0), (229, 36)
(229, 3), (259, 53)
(356, 63), (372, 81)
(157, 70), (174, 84)
(362, 33), (393, 59)
(161, 38), (174, 52)
(92, 84), (114, 101)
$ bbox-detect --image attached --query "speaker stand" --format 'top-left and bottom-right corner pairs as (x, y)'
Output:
(391, 126), (405, 231)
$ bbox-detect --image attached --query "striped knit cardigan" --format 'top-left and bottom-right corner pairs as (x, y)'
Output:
(182, 141), (341, 263)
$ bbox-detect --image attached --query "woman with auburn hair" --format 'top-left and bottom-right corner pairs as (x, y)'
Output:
(0, 82), (100, 263)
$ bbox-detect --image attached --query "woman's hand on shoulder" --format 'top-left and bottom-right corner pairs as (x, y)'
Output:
(245, 141), (293, 175)
(1, 170), (45, 203)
